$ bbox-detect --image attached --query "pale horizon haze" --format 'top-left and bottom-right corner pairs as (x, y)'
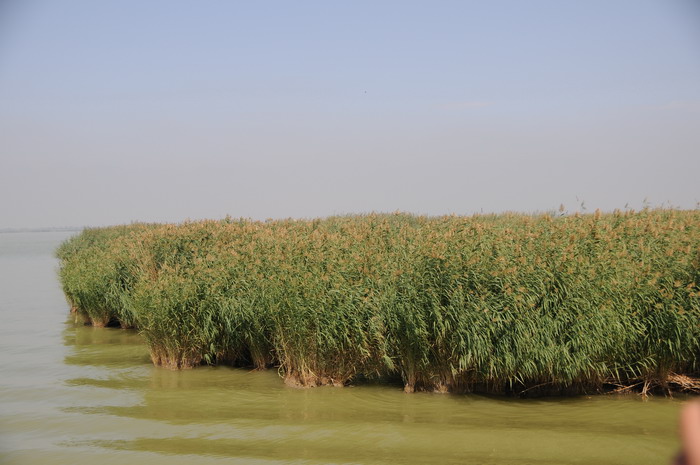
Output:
(1, 1), (699, 229)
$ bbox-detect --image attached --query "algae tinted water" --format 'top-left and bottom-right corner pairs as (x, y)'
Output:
(0, 231), (684, 464)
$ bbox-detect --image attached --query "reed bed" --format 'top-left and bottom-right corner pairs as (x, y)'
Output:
(57, 210), (700, 395)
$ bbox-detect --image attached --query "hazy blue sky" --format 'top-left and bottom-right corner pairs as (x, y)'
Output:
(1, 1), (699, 228)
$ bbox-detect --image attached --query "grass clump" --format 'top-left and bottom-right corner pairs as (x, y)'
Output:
(57, 210), (700, 395)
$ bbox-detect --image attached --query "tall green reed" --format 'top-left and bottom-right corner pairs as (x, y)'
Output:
(57, 210), (700, 394)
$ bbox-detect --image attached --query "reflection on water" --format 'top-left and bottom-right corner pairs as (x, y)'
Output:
(63, 325), (151, 369)
(0, 231), (686, 465)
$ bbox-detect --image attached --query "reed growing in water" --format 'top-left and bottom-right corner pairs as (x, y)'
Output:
(57, 210), (700, 395)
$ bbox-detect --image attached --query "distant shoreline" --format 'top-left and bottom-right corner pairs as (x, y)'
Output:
(0, 227), (84, 234)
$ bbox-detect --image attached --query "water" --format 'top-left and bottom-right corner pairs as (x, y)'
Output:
(0, 231), (684, 464)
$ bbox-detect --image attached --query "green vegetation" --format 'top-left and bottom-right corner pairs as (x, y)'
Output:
(57, 210), (700, 395)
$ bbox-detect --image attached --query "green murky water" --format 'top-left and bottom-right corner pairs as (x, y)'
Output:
(0, 231), (685, 464)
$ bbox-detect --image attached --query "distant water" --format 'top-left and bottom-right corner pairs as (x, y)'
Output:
(0, 231), (684, 464)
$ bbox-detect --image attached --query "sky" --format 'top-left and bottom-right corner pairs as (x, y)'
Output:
(1, 0), (699, 228)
